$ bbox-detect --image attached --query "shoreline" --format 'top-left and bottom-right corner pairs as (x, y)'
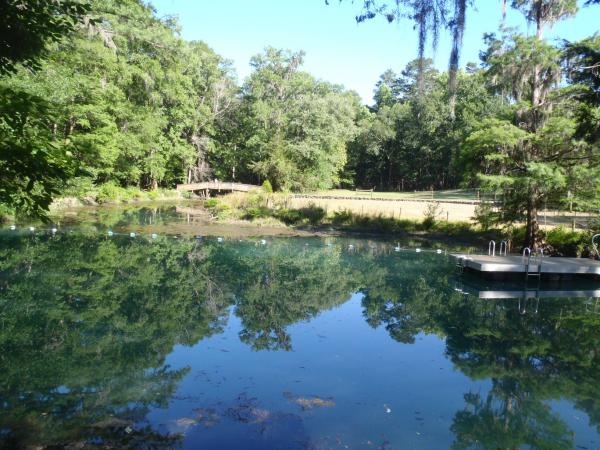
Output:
(46, 200), (496, 248)
(41, 199), (597, 257)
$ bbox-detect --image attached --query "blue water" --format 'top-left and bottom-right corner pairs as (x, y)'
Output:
(1, 205), (599, 449)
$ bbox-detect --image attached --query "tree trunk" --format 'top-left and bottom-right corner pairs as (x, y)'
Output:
(525, 189), (540, 249)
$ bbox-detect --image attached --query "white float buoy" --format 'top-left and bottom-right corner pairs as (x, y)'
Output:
(436, 249), (442, 254)
(9, 225), (16, 230)
(129, 232), (136, 238)
(51, 227), (58, 234)
(28, 226), (35, 232)
(415, 248), (421, 253)
(217, 237), (224, 242)
(260, 239), (266, 245)
(108, 230), (114, 236)
(151, 233), (158, 239)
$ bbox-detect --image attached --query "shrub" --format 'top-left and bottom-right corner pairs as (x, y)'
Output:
(545, 226), (587, 256)
(262, 180), (273, 193)
(124, 187), (143, 201)
(276, 208), (304, 224)
(0, 204), (15, 223)
(244, 207), (270, 220)
(204, 198), (219, 208)
(147, 190), (160, 200)
(62, 177), (95, 199)
(246, 190), (267, 208)
(472, 202), (500, 231)
(331, 209), (354, 225)
(299, 205), (326, 225)
(96, 182), (127, 203)
(422, 202), (441, 230)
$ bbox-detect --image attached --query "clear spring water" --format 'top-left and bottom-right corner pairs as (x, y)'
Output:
(1, 205), (600, 449)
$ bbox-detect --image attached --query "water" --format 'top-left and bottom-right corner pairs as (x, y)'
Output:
(1, 205), (600, 449)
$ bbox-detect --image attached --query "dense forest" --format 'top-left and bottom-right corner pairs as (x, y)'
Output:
(0, 0), (599, 244)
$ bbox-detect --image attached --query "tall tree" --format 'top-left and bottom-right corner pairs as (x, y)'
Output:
(0, 0), (88, 219)
(240, 47), (361, 191)
(463, 28), (597, 247)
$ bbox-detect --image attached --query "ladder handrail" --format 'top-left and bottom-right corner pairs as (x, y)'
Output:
(499, 240), (508, 256)
(488, 240), (496, 257)
(522, 247), (531, 264)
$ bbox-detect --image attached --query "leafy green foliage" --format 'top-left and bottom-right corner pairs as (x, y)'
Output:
(0, 0), (89, 74)
(0, 85), (76, 219)
(262, 180), (273, 193)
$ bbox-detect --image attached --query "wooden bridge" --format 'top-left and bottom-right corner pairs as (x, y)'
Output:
(176, 181), (260, 196)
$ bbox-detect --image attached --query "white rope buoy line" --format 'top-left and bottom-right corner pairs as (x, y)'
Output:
(2, 225), (453, 255)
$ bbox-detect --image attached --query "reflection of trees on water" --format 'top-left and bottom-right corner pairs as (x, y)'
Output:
(0, 233), (387, 447)
(224, 242), (388, 351)
(0, 234), (232, 448)
(1, 230), (599, 448)
(360, 259), (600, 449)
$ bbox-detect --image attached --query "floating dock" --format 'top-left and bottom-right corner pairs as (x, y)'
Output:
(461, 288), (600, 299)
(451, 254), (600, 279)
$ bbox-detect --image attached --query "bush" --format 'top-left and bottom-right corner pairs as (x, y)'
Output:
(124, 187), (143, 201)
(331, 209), (354, 225)
(147, 190), (160, 200)
(276, 208), (304, 224)
(422, 202), (441, 230)
(204, 198), (219, 208)
(299, 205), (326, 225)
(262, 180), (273, 193)
(244, 207), (270, 220)
(246, 190), (267, 208)
(472, 202), (500, 231)
(62, 177), (95, 199)
(0, 204), (15, 223)
(96, 182), (127, 203)
(545, 226), (588, 257)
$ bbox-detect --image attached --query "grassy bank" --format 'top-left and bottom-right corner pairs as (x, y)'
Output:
(203, 191), (599, 257)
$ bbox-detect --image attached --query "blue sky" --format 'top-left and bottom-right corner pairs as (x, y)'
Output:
(151, 0), (599, 103)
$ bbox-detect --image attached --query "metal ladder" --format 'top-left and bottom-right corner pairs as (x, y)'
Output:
(522, 247), (543, 280)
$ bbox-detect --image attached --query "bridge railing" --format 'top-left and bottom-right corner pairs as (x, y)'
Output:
(176, 181), (260, 192)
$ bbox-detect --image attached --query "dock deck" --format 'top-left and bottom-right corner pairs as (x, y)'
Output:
(451, 254), (600, 277)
